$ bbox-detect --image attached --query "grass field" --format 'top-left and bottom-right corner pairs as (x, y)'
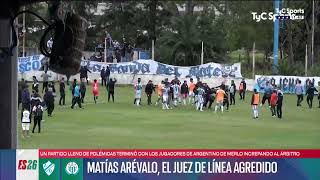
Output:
(19, 85), (320, 149)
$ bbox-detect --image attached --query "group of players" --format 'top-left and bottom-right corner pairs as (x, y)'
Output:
(133, 77), (247, 113)
(133, 76), (319, 120)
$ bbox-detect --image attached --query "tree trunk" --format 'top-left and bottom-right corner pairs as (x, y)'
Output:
(287, 20), (294, 64)
(246, 48), (250, 69)
(149, 0), (158, 44)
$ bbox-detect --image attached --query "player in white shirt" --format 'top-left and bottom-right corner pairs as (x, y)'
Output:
(21, 108), (31, 138)
(172, 81), (180, 107)
(162, 83), (170, 110)
(134, 78), (143, 106)
(196, 84), (206, 111)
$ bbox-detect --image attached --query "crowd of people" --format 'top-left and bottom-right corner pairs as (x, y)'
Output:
(18, 72), (320, 138)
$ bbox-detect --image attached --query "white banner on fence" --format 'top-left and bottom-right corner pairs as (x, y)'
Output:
(255, 75), (320, 93)
(18, 55), (243, 80)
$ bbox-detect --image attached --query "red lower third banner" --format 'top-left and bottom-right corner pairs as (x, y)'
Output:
(39, 149), (320, 158)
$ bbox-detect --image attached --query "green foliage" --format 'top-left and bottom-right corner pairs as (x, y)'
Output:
(309, 64), (320, 76)
(278, 58), (304, 76)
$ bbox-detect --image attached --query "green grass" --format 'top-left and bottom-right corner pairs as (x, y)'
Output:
(19, 85), (320, 149)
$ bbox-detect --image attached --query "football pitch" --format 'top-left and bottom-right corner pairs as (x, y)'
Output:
(19, 85), (320, 149)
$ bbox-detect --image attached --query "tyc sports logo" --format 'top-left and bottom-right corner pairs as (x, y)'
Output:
(252, 8), (304, 22)
(17, 160), (38, 170)
(65, 162), (79, 175)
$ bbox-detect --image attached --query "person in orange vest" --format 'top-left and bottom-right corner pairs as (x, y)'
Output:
(270, 90), (278, 117)
(251, 89), (260, 119)
(239, 78), (247, 100)
(155, 80), (164, 106)
(188, 78), (196, 104)
(215, 87), (225, 113)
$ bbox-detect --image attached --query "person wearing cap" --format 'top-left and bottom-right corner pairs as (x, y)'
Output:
(145, 80), (155, 105)
(306, 83), (318, 109)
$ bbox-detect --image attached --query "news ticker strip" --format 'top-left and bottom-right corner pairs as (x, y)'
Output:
(39, 149), (320, 158)
(6, 149), (320, 180)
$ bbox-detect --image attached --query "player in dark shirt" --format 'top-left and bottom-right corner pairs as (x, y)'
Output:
(306, 83), (318, 109)
(107, 78), (117, 103)
(59, 78), (66, 105)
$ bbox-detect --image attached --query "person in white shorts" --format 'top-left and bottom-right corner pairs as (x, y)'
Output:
(134, 78), (143, 106)
(162, 83), (170, 110)
(21, 107), (31, 138)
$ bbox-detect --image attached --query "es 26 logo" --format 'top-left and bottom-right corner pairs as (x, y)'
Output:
(18, 160), (38, 170)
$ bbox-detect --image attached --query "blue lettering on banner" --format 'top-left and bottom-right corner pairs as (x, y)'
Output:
(91, 62), (151, 75)
(18, 55), (243, 78)
(156, 63), (181, 77)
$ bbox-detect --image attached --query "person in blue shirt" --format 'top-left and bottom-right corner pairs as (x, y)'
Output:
(71, 82), (83, 109)
(261, 81), (272, 107)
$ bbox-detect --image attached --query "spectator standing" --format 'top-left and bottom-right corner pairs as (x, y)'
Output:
(59, 78), (66, 106)
(105, 66), (111, 83)
(80, 65), (91, 85)
(44, 87), (55, 117)
(229, 80), (236, 105)
(32, 102), (43, 133)
(100, 67), (106, 86)
(41, 72), (51, 93)
(107, 78), (117, 103)
(18, 78), (27, 109)
(239, 78), (246, 100)
(32, 76), (39, 93)
(21, 84), (31, 120)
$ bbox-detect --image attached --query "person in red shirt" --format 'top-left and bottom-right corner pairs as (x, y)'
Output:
(92, 79), (99, 104)
(270, 90), (278, 117)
